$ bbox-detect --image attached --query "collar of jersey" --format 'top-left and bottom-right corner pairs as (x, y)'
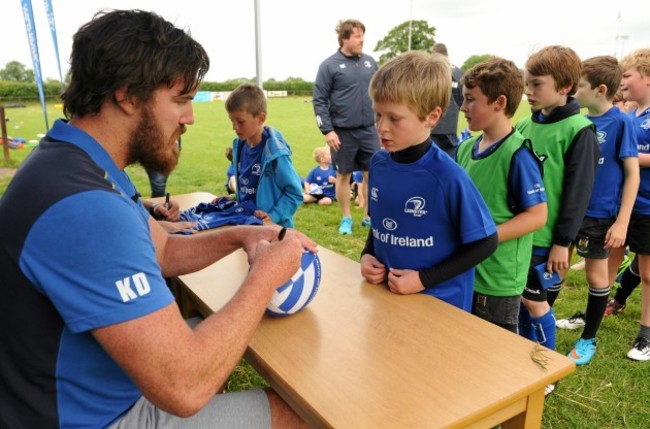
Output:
(47, 119), (138, 201)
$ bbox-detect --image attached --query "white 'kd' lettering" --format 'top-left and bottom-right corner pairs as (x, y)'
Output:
(115, 272), (151, 302)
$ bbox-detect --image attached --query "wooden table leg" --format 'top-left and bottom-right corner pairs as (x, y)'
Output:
(500, 388), (545, 429)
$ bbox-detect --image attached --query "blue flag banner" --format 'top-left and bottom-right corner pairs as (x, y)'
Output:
(20, 0), (49, 131)
(43, 0), (64, 89)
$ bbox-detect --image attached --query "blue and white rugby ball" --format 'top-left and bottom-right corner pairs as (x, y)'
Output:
(266, 249), (321, 317)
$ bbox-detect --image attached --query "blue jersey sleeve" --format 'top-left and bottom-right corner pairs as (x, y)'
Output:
(509, 147), (547, 212)
(20, 190), (173, 333)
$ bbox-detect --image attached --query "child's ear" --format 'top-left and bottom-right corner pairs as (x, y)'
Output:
(425, 107), (442, 127)
(257, 112), (267, 123)
(494, 95), (507, 111)
(558, 84), (573, 96)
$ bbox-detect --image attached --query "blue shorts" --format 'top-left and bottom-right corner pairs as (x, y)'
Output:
(331, 126), (380, 175)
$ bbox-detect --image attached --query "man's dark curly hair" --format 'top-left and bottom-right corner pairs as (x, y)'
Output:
(61, 9), (209, 118)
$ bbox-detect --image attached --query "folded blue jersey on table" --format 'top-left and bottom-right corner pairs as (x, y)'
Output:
(179, 200), (263, 233)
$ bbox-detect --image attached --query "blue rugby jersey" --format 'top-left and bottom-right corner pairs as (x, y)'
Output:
(586, 106), (638, 218)
(0, 119), (174, 428)
(631, 107), (650, 214)
(368, 144), (496, 310)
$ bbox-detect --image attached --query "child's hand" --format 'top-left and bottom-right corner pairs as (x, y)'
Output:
(547, 244), (569, 273)
(360, 254), (386, 284)
(210, 196), (233, 204)
(253, 210), (271, 223)
(387, 268), (424, 294)
(604, 221), (627, 249)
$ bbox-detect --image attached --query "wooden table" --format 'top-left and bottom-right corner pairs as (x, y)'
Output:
(170, 193), (575, 429)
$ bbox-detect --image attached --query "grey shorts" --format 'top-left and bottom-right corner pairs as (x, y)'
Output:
(472, 292), (521, 329)
(331, 126), (380, 174)
(575, 217), (614, 259)
(109, 390), (271, 429)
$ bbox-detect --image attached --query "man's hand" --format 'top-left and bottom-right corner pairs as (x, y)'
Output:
(249, 236), (303, 290)
(241, 226), (318, 264)
(158, 221), (198, 234)
(325, 131), (341, 151)
(153, 199), (181, 222)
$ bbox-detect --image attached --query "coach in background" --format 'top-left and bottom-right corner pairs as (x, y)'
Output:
(0, 9), (315, 428)
(430, 43), (464, 157)
(313, 19), (380, 235)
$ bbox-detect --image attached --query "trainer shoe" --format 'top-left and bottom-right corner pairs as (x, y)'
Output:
(627, 336), (650, 361)
(604, 298), (625, 317)
(338, 216), (353, 235)
(361, 217), (371, 227)
(555, 312), (586, 330)
(567, 338), (597, 365)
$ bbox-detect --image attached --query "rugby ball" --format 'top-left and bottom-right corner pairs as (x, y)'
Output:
(266, 249), (321, 317)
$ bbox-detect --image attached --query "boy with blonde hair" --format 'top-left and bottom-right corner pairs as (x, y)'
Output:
(303, 146), (337, 205)
(515, 46), (600, 370)
(555, 55), (640, 365)
(619, 48), (650, 361)
(226, 83), (303, 227)
(456, 58), (547, 332)
(360, 51), (498, 311)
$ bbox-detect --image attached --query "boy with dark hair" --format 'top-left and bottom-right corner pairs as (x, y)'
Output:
(556, 55), (639, 365)
(360, 51), (498, 311)
(619, 48), (650, 361)
(226, 83), (303, 227)
(456, 57), (547, 332)
(515, 46), (600, 367)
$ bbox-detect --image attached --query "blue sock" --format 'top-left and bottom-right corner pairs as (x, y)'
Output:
(530, 308), (556, 350)
(518, 303), (536, 341)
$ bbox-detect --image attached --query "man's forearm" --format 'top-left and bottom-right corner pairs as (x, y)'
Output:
(158, 225), (269, 277)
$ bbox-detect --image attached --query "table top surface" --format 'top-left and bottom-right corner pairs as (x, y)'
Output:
(172, 193), (575, 429)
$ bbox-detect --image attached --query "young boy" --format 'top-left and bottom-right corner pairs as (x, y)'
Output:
(555, 55), (639, 365)
(515, 46), (600, 360)
(455, 58), (547, 332)
(225, 83), (303, 227)
(619, 48), (650, 361)
(360, 51), (498, 312)
(303, 146), (337, 206)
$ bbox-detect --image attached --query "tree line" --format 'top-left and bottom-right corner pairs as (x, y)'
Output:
(0, 20), (496, 102)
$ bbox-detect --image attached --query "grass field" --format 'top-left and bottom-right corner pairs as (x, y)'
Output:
(2, 99), (649, 428)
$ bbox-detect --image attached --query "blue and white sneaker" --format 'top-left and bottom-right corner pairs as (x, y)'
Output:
(361, 217), (371, 227)
(338, 216), (353, 235)
(568, 338), (597, 365)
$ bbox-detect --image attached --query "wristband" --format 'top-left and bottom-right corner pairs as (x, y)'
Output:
(149, 203), (160, 217)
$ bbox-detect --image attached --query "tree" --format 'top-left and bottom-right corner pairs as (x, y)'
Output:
(460, 55), (495, 73)
(374, 20), (436, 65)
(0, 61), (35, 82)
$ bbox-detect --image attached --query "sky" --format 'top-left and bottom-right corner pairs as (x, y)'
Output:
(1, 0), (648, 83)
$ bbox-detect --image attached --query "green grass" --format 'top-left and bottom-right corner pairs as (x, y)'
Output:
(2, 100), (649, 428)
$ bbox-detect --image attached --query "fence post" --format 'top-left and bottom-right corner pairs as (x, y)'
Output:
(1, 105), (10, 163)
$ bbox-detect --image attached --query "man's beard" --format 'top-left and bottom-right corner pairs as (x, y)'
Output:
(128, 106), (182, 176)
